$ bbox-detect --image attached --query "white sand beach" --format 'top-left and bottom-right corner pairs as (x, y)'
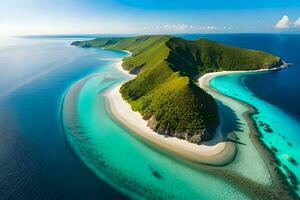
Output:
(105, 85), (235, 165)
(104, 55), (238, 166)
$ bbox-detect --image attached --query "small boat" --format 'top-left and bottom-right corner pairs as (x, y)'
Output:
(264, 126), (273, 133)
(148, 165), (162, 179)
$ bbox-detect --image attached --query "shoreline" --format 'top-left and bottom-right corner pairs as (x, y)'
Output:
(199, 69), (298, 199)
(103, 54), (287, 167)
(62, 70), (295, 199)
(65, 38), (296, 198)
(62, 49), (296, 198)
(100, 49), (134, 77)
(106, 56), (296, 196)
(104, 51), (237, 166)
(105, 85), (236, 165)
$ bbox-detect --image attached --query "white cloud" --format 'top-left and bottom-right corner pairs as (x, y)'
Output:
(164, 24), (189, 31)
(141, 24), (221, 33)
(274, 15), (300, 29)
(205, 26), (217, 30)
(295, 17), (300, 27)
(275, 15), (290, 29)
(163, 24), (218, 32)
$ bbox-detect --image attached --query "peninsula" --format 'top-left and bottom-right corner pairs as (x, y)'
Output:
(72, 35), (282, 144)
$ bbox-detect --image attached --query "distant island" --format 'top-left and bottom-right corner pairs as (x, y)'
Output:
(72, 35), (283, 145)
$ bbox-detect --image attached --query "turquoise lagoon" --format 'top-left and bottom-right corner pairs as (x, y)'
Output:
(62, 54), (252, 200)
(63, 48), (296, 198)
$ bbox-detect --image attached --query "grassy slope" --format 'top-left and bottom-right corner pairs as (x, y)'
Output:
(166, 37), (281, 77)
(72, 35), (281, 142)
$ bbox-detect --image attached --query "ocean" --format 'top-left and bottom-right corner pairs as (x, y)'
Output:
(0, 34), (299, 199)
(0, 36), (128, 199)
(202, 34), (300, 196)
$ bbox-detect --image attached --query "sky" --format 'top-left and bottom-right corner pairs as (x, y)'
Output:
(0, 0), (300, 36)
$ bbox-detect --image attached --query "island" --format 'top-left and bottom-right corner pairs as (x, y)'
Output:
(71, 35), (283, 165)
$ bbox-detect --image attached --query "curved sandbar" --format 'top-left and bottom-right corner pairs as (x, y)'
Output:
(105, 85), (235, 165)
(104, 56), (236, 166)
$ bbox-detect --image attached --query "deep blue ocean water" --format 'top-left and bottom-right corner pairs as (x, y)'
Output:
(0, 36), (128, 199)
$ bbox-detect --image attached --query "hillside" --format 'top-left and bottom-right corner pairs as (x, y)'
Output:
(71, 35), (282, 143)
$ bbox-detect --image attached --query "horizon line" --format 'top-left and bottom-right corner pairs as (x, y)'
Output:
(2, 32), (300, 38)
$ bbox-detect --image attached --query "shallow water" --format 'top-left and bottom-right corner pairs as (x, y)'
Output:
(62, 68), (251, 200)
(212, 91), (271, 186)
(182, 34), (300, 120)
(211, 71), (300, 195)
(189, 33), (300, 196)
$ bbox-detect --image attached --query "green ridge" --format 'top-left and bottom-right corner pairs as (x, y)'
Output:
(72, 35), (282, 143)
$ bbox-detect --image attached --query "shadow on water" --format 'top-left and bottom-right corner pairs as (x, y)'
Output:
(216, 100), (246, 146)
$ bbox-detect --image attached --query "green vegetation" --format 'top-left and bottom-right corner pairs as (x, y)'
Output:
(72, 35), (282, 143)
(166, 37), (282, 76)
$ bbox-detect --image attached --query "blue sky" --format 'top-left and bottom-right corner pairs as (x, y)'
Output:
(0, 0), (300, 35)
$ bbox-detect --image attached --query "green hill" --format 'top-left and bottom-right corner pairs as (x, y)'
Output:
(71, 35), (282, 143)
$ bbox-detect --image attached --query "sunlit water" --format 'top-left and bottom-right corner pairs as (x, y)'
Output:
(0, 36), (128, 199)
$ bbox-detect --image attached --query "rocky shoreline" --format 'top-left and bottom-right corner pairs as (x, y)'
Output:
(147, 116), (213, 144)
